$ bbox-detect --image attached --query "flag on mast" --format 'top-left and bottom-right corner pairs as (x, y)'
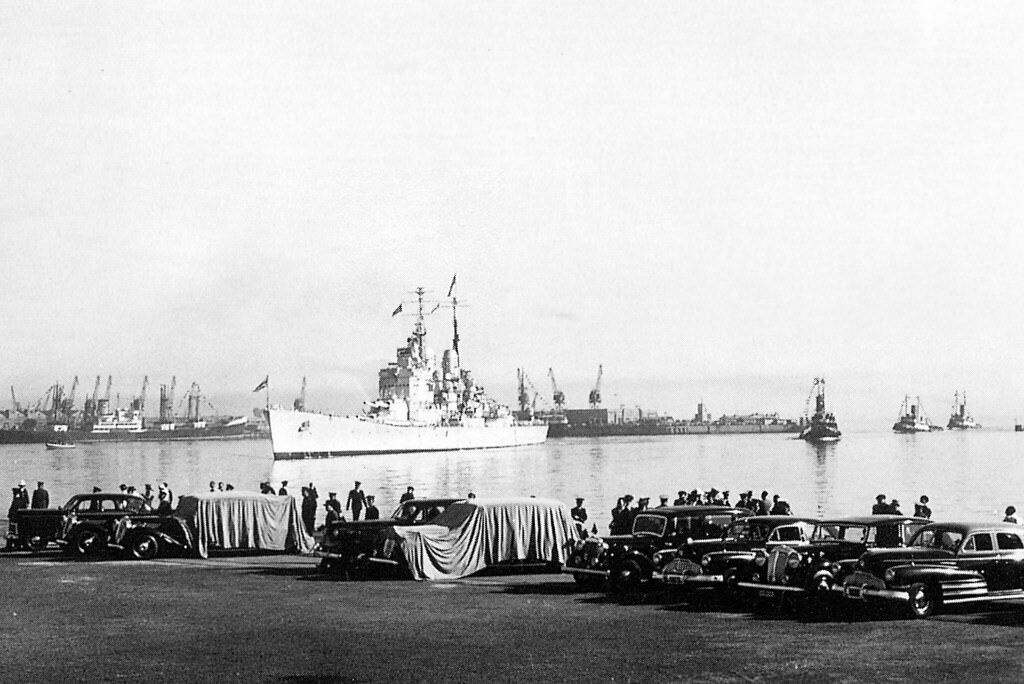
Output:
(252, 376), (269, 393)
(392, 303), (403, 317)
(447, 273), (457, 297)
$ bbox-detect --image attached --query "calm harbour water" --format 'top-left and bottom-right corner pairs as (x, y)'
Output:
(3, 429), (1023, 528)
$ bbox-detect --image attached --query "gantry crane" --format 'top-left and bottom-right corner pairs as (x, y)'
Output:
(588, 364), (603, 408)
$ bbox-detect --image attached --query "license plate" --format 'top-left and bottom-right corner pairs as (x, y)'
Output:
(758, 590), (775, 598)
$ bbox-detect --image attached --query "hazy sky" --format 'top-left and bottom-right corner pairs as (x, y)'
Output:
(3, 2), (1023, 428)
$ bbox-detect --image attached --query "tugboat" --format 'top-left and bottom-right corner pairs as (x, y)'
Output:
(892, 395), (940, 433)
(799, 378), (841, 442)
(947, 390), (981, 429)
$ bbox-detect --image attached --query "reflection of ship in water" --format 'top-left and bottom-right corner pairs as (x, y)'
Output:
(946, 390), (981, 430)
(798, 378), (841, 442)
(0, 376), (261, 444)
(892, 395), (942, 433)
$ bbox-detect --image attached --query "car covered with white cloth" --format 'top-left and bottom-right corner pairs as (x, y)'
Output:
(376, 497), (580, 580)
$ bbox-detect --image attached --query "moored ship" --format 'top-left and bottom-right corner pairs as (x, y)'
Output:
(267, 284), (549, 459)
(798, 377), (841, 442)
(947, 390), (981, 429)
(893, 395), (940, 433)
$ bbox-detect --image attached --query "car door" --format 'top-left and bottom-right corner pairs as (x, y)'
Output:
(991, 531), (1024, 591)
(956, 532), (998, 586)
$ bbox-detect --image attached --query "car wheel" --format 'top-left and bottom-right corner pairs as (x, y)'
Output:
(573, 573), (604, 591)
(907, 582), (937, 619)
(72, 528), (103, 556)
(130, 532), (160, 560)
(611, 560), (643, 593)
(23, 536), (48, 553)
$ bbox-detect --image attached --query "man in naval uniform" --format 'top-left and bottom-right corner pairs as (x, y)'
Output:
(571, 497), (587, 524)
(347, 481), (366, 521)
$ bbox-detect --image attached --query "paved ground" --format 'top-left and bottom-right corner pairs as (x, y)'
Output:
(3, 549), (1024, 682)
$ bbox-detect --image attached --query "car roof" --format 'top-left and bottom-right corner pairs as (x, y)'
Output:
(736, 515), (819, 525)
(73, 493), (145, 501)
(400, 497), (464, 506)
(917, 521), (1024, 535)
(637, 505), (747, 515)
(818, 515), (929, 526)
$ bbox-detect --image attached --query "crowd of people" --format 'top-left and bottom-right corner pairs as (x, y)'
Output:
(597, 488), (795, 535)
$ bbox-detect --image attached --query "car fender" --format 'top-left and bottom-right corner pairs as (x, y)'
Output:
(890, 563), (981, 585)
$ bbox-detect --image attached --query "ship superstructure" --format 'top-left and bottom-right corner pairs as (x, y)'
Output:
(267, 284), (549, 459)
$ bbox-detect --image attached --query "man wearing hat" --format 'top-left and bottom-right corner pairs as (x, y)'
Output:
(571, 497), (588, 523)
(15, 481), (29, 510)
(364, 495), (380, 520)
(872, 494), (888, 515)
(346, 481), (366, 521)
(278, 481), (289, 496)
(914, 495), (931, 519)
(400, 486), (415, 504)
(31, 481), (49, 510)
(673, 490), (687, 506)
(889, 499), (903, 515)
(657, 495), (669, 508)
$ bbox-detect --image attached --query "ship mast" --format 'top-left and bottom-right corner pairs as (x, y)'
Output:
(412, 287), (427, 360)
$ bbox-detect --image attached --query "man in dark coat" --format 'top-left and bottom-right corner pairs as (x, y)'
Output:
(872, 494), (889, 514)
(400, 486), (415, 504)
(15, 481), (29, 510)
(914, 495), (932, 519)
(31, 482), (49, 509)
(300, 486), (316, 534)
(571, 497), (587, 523)
(347, 481), (366, 521)
(364, 495), (380, 520)
(278, 481), (289, 496)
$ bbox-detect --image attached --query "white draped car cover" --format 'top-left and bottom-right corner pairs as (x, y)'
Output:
(388, 497), (580, 580)
(176, 492), (315, 558)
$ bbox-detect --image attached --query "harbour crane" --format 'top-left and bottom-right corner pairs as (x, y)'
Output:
(294, 376), (306, 411)
(10, 386), (25, 416)
(136, 376), (149, 413)
(588, 364), (603, 408)
(64, 376), (79, 423)
(548, 368), (566, 409)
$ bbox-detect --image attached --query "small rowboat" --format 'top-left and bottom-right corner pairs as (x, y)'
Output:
(44, 441), (77, 450)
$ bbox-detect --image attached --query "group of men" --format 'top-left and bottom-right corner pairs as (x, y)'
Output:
(602, 488), (796, 535)
(6, 480), (48, 515)
(872, 493), (932, 518)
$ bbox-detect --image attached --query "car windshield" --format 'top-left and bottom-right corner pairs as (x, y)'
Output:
(812, 524), (867, 543)
(632, 514), (668, 537)
(911, 528), (964, 552)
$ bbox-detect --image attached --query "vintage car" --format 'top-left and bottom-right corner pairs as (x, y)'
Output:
(316, 497), (463, 575)
(124, 492), (315, 559)
(838, 521), (1024, 618)
(6, 493), (150, 554)
(735, 515), (929, 607)
(563, 505), (751, 591)
(655, 516), (818, 597)
(321, 497), (578, 580)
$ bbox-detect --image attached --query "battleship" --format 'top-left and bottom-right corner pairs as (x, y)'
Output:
(266, 284), (549, 459)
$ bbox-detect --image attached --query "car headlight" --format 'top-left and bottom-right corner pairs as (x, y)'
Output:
(858, 557), (866, 570)
(831, 563), (841, 575)
(701, 554), (711, 567)
(884, 568), (895, 583)
(754, 551), (767, 567)
(787, 552), (801, 569)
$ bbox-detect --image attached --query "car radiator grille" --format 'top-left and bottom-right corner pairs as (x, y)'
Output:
(766, 549), (789, 584)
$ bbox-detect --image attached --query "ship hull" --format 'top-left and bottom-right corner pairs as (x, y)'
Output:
(268, 409), (549, 459)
